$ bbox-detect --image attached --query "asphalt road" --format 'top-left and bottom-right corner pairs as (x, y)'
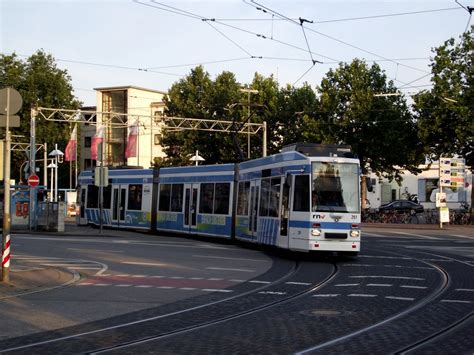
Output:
(0, 225), (472, 354)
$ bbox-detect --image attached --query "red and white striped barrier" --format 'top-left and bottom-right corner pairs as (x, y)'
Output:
(2, 234), (11, 268)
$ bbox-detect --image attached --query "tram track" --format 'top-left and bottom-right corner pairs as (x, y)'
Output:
(297, 248), (473, 354)
(0, 258), (339, 354)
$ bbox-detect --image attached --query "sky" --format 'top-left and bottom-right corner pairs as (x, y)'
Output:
(1, 0), (473, 107)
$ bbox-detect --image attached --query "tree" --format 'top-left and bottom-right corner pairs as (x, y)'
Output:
(0, 50), (81, 186)
(247, 73), (280, 156)
(276, 83), (318, 147)
(303, 59), (425, 206)
(413, 26), (474, 217)
(413, 27), (473, 166)
(163, 66), (267, 165)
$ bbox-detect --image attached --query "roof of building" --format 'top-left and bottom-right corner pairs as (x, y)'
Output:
(93, 85), (167, 95)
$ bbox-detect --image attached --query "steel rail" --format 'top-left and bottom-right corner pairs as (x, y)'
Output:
(296, 249), (451, 354)
(0, 258), (303, 352)
(88, 262), (339, 354)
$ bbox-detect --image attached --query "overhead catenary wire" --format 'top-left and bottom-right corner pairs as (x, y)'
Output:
(246, 0), (430, 75)
(209, 7), (462, 24)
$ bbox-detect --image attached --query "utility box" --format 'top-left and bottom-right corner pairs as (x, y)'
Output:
(37, 202), (65, 232)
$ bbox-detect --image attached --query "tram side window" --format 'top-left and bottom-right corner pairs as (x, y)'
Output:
(269, 177), (280, 217)
(259, 179), (270, 216)
(86, 185), (99, 208)
(158, 184), (171, 211)
(237, 181), (250, 215)
(258, 178), (280, 217)
(293, 175), (310, 212)
(214, 183), (230, 215)
(170, 184), (184, 212)
(128, 184), (143, 210)
(199, 183), (214, 214)
(103, 185), (112, 209)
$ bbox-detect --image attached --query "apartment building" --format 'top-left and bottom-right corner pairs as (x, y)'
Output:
(80, 86), (167, 171)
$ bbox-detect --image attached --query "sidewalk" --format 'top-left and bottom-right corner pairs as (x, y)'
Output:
(362, 222), (473, 233)
(0, 265), (79, 299)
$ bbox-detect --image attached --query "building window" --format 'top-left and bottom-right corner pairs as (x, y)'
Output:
(154, 134), (161, 145)
(154, 110), (164, 123)
(85, 136), (91, 148)
(84, 159), (94, 170)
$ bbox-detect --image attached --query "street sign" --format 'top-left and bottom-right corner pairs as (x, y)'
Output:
(0, 88), (22, 114)
(28, 174), (40, 187)
(439, 157), (465, 188)
(0, 115), (20, 127)
(0, 88), (22, 128)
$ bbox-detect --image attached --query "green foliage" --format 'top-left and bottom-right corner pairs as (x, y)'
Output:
(413, 26), (473, 166)
(305, 59), (424, 181)
(0, 50), (81, 184)
(162, 66), (258, 165)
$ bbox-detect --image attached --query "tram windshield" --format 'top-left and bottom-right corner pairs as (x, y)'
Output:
(311, 162), (359, 213)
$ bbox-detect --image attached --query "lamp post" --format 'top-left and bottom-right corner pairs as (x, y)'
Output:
(189, 150), (205, 166)
(48, 144), (64, 202)
(47, 162), (56, 202)
(240, 88), (259, 159)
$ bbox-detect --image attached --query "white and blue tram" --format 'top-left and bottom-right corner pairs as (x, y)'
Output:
(77, 144), (361, 254)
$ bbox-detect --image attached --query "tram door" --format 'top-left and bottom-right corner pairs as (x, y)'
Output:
(280, 177), (291, 248)
(184, 184), (198, 233)
(77, 186), (88, 225)
(112, 186), (126, 226)
(248, 180), (260, 241)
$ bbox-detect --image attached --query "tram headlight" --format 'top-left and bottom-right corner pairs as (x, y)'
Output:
(350, 230), (360, 238)
(311, 229), (321, 236)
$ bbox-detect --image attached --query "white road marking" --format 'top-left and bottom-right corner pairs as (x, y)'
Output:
(67, 248), (124, 253)
(136, 285), (153, 288)
(179, 288), (197, 291)
(393, 232), (440, 240)
(229, 279), (246, 283)
(335, 283), (360, 287)
(157, 286), (174, 289)
(341, 264), (375, 267)
(78, 283), (93, 286)
(206, 267), (255, 272)
(440, 300), (473, 304)
(202, 289), (233, 293)
(122, 262), (167, 267)
(285, 282), (312, 286)
(350, 276), (425, 281)
(131, 275), (147, 278)
(348, 294), (377, 298)
(367, 283), (392, 287)
(313, 294), (340, 297)
(385, 296), (415, 301)
(456, 289), (474, 292)
(359, 255), (413, 260)
(400, 285), (427, 289)
(450, 234), (474, 240)
(421, 259), (453, 262)
(193, 255), (268, 262)
(116, 284), (132, 287)
(258, 291), (286, 295)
